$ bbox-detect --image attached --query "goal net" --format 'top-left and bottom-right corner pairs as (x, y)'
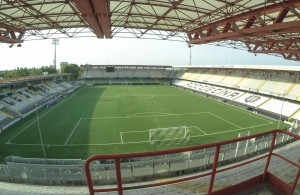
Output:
(149, 126), (190, 146)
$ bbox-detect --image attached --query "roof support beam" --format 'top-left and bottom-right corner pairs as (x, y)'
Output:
(0, 22), (24, 44)
(139, 0), (184, 37)
(188, 21), (300, 44)
(188, 0), (300, 34)
(249, 49), (300, 54)
(73, 0), (104, 38)
(92, 0), (111, 38)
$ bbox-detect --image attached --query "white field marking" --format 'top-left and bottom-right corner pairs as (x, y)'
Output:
(209, 112), (242, 128)
(121, 129), (150, 134)
(120, 131), (148, 144)
(188, 126), (207, 135)
(120, 132), (123, 144)
(82, 112), (210, 120)
(190, 122), (273, 138)
(5, 88), (83, 144)
(67, 140), (150, 146)
(71, 94), (188, 99)
(64, 118), (82, 146)
(125, 112), (173, 117)
(185, 90), (274, 123)
(6, 122), (274, 147)
(152, 137), (185, 142)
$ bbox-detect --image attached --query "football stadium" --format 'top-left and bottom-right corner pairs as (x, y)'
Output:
(0, 1), (300, 195)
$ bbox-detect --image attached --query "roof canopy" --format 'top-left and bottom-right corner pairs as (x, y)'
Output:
(0, 0), (299, 60)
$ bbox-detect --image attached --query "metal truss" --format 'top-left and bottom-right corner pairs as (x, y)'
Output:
(187, 0), (300, 61)
(0, 0), (300, 60)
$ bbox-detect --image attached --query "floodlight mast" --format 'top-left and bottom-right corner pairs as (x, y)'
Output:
(52, 39), (59, 72)
(188, 44), (193, 65)
(35, 95), (47, 164)
(277, 90), (286, 129)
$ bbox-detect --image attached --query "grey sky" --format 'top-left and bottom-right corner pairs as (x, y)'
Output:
(0, 38), (299, 71)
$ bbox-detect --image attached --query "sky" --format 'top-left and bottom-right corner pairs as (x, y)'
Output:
(0, 37), (299, 71)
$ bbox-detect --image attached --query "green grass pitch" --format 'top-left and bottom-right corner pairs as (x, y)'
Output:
(0, 85), (288, 162)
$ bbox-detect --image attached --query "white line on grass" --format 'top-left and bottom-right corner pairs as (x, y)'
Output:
(121, 129), (150, 133)
(6, 88), (84, 144)
(83, 112), (210, 120)
(126, 112), (173, 117)
(184, 90), (274, 123)
(188, 126), (207, 135)
(7, 122), (274, 147)
(209, 112), (242, 128)
(64, 118), (82, 146)
(120, 132), (123, 144)
(190, 122), (273, 138)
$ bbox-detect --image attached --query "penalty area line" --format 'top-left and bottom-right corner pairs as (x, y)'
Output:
(64, 118), (82, 146)
(188, 126), (207, 135)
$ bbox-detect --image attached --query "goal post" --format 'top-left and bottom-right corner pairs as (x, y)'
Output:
(149, 126), (190, 146)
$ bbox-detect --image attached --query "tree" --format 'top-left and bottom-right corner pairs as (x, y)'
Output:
(61, 64), (80, 80)
(29, 67), (42, 76)
(40, 65), (57, 74)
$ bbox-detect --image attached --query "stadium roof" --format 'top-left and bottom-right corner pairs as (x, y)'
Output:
(0, 0), (300, 61)
(0, 73), (71, 87)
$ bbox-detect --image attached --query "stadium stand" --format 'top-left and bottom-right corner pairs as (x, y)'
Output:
(220, 74), (244, 87)
(82, 65), (174, 85)
(259, 79), (293, 96)
(1, 66), (300, 194)
(0, 78), (76, 132)
(287, 83), (300, 100)
(173, 79), (300, 121)
(175, 66), (300, 104)
(206, 71), (227, 84)
(258, 98), (300, 118)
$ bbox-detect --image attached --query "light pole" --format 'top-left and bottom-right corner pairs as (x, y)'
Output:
(277, 90), (285, 129)
(35, 95), (48, 164)
(52, 38), (59, 72)
(188, 44), (193, 65)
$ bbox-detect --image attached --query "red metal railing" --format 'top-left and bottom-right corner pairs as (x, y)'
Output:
(85, 129), (300, 195)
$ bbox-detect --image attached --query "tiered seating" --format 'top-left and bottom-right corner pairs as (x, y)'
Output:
(220, 72), (244, 86)
(133, 69), (149, 78)
(24, 89), (45, 105)
(206, 73), (226, 84)
(259, 79), (292, 95)
(236, 77), (265, 90)
(195, 71), (214, 82)
(174, 79), (300, 119)
(148, 69), (166, 78)
(287, 83), (300, 99)
(0, 105), (12, 127)
(187, 72), (201, 81)
(180, 72), (193, 80)
(38, 84), (57, 95)
(258, 98), (300, 117)
(119, 69), (133, 78)
(1, 94), (30, 114)
(60, 82), (73, 88)
(234, 93), (270, 107)
(47, 82), (66, 92)
(0, 81), (74, 129)
(173, 70), (185, 79)
(173, 80), (244, 100)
